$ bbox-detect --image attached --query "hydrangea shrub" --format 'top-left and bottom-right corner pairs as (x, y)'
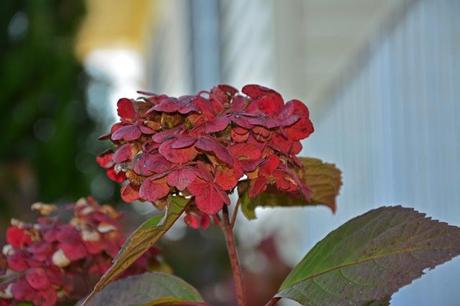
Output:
(0, 198), (160, 306)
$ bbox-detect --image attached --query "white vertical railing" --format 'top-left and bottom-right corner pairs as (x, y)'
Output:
(302, 0), (460, 305)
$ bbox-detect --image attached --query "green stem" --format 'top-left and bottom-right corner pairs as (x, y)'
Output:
(221, 206), (246, 306)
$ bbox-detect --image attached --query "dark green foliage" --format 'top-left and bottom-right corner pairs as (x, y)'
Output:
(275, 206), (460, 305)
(85, 272), (206, 306)
(0, 0), (102, 223)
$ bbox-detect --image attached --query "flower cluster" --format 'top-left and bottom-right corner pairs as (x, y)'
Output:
(0, 198), (159, 306)
(97, 84), (314, 228)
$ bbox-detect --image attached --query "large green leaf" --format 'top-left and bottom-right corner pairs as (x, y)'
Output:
(85, 272), (207, 306)
(83, 195), (189, 305)
(240, 157), (342, 220)
(276, 206), (460, 305)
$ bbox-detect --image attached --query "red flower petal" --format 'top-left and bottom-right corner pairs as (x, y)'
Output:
(7, 252), (29, 271)
(229, 95), (248, 112)
(229, 143), (262, 161)
(261, 155), (280, 175)
(60, 241), (87, 261)
(151, 127), (180, 143)
(205, 116), (230, 133)
(26, 268), (51, 290)
(117, 98), (136, 120)
(111, 124), (142, 141)
(249, 176), (268, 197)
(195, 138), (232, 165)
(184, 213), (200, 229)
(194, 97), (217, 120)
(188, 179), (229, 214)
(96, 151), (114, 169)
(152, 97), (181, 113)
(6, 227), (31, 248)
(167, 167), (198, 191)
(106, 168), (125, 183)
(171, 135), (196, 149)
(12, 279), (35, 302)
(215, 167), (239, 191)
(120, 184), (140, 203)
(139, 178), (170, 202)
(159, 139), (198, 164)
(133, 153), (172, 176)
(112, 143), (132, 163)
(283, 100), (314, 141)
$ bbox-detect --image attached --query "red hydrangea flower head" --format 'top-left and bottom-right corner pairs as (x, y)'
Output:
(0, 198), (160, 306)
(98, 84), (314, 228)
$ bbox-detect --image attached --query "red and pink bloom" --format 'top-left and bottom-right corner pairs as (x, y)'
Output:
(97, 84), (314, 229)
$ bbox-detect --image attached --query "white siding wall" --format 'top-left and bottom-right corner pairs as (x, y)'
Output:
(301, 0), (460, 304)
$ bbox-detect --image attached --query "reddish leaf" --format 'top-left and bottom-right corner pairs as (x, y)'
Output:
(159, 139), (198, 164)
(240, 157), (341, 220)
(139, 178), (170, 202)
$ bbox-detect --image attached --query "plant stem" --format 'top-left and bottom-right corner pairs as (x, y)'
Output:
(230, 199), (240, 228)
(221, 206), (246, 306)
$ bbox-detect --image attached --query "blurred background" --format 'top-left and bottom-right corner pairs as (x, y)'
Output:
(1, 0), (460, 305)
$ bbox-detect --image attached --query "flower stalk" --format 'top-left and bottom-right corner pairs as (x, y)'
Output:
(221, 206), (246, 306)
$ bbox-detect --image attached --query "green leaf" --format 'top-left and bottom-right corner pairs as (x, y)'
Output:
(240, 157), (342, 220)
(277, 206), (460, 305)
(83, 195), (189, 305)
(85, 272), (207, 306)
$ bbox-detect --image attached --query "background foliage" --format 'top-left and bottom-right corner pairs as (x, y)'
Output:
(0, 0), (103, 228)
